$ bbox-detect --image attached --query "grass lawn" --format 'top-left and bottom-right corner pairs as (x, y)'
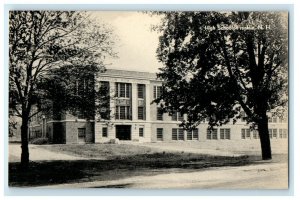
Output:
(38, 143), (159, 159)
(9, 144), (267, 187)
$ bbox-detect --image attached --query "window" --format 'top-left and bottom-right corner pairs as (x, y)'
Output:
(116, 83), (131, 98)
(273, 129), (277, 138)
(268, 129), (273, 139)
(253, 130), (259, 139)
(153, 86), (162, 99)
(279, 116), (287, 123)
(241, 129), (246, 139)
(171, 112), (177, 121)
(157, 107), (163, 120)
(120, 83), (125, 97)
(220, 128), (230, 140)
(172, 128), (184, 140)
(207, 129), (217, 140)
(99, 81), (110, 120)
(187, 129), (199, 140)
(157, 128), (163, 141)
(139, 128), (144, 137)
(268, 114), (278, 123)
(268, 129), (277, 139)
(178, 129), (184, 140)
(120, 106), (126, 119)
(138, 107), (145, 120)
(246, 129), (251, 138)
(279, 129), (283, 138)
(241, 129), (251, 139)
(78, 128), (86, 138)
(172, 128), (177, 140)
(115, 106), (131, 120)
(178, 113), (184, 121)
(283, 129), (288, 138)
(171, 112), (184, 121)
(102, 127), (108, 137)
(138, 84), (145, 99)
(75, 78), (91, 96)
(279, 129), (288, 138)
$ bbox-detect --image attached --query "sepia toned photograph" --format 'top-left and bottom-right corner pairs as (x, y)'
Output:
(8, 10), (288, 189)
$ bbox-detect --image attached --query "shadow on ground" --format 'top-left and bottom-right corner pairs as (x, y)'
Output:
(9, 152), (262, 187)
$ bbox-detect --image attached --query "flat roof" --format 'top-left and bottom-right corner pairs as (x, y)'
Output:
(99, 68), (160, 81)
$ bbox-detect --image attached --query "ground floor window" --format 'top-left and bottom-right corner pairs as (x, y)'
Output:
(139, 127), (144, 137)
(279, 129), (288, 138)
(253, 130), (259, 139)
(241, 129), (251, 139)
(187, 129), (199, 140)
(273, 129), (277, 138)
(102, 127), (108, 137)
(78, 128), (86, 142)
(283, 129), (288, 138)
(207, 129), (217, 140)
(220, 128), (230, 140)
(269, 129), (277, 139)
(172, 128), (184, 140)
(157, 128), (163, 141)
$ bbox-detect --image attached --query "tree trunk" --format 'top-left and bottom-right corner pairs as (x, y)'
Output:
(257, 114), (272, 160)
(20, 116), (30, 169)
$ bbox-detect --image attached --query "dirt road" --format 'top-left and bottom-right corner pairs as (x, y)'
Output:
(38, 161), (288, 189)
(9, 143), (288, 189)
(9, 143), (87, 162)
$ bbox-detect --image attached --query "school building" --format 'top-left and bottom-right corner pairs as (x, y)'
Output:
(28, 69), (288, 144)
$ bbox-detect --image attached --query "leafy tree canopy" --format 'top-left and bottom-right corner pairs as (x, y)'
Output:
(155, 11), (288, 130)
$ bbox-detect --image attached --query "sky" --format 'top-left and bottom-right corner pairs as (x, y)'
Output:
(90, 11), (163, 73)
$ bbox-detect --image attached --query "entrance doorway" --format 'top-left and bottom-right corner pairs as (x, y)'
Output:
(78, 128), (86, 143)
(116, 125), (131, 140)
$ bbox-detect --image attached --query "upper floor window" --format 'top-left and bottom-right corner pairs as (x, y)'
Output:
(116, 83), (131, 98)
(171, 112), (184, 121)
(138, 107), (145, 120)
(115, 106), (131, 120)
(268, 116), (278, 123)
(75, 78), (92, 96)
(138, 84), (145, 99)
(153, 85), (162, 99)
(279, 117), (287, 123)
(99, 81), (110, 120)
(157, 107), (163, 120)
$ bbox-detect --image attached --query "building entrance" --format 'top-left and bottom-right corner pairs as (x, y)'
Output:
(116, 125), (131, 140)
